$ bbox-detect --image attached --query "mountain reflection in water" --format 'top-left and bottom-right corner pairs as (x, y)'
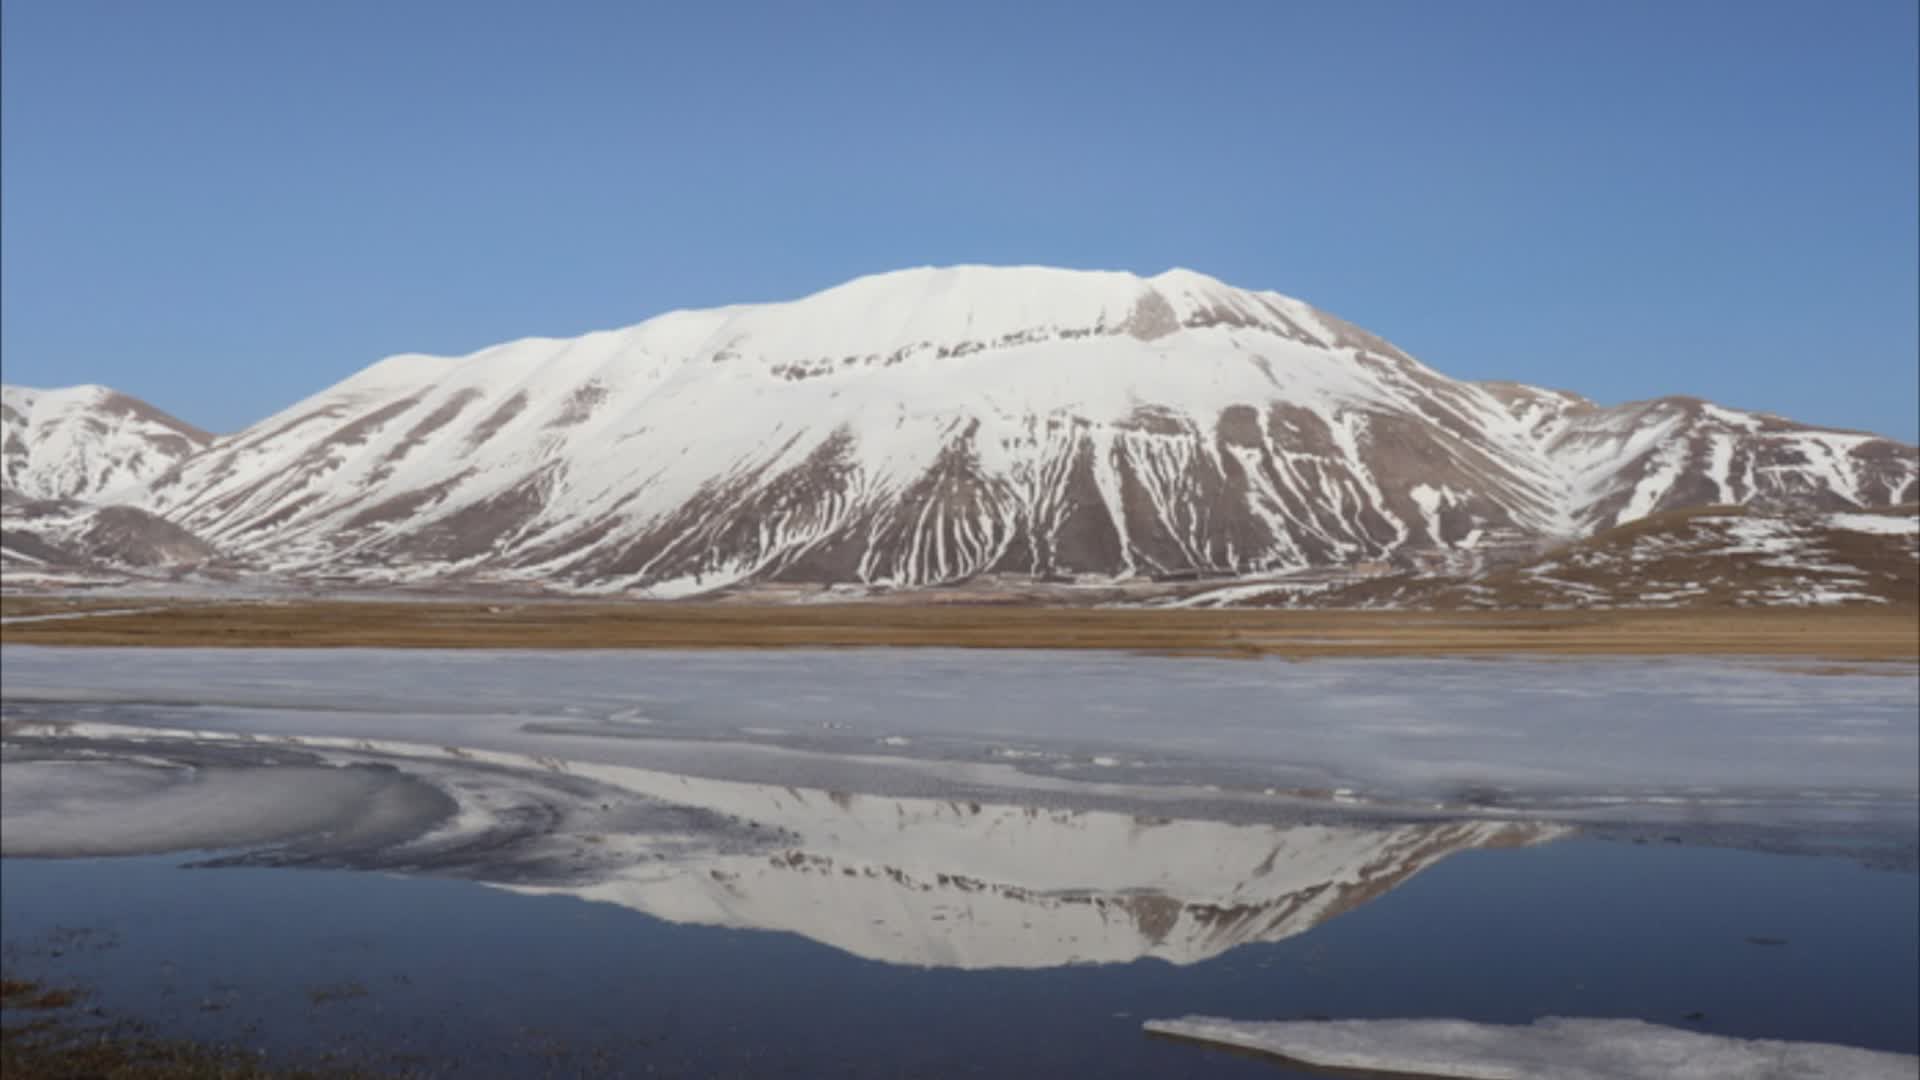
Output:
(2, 722), (1565, 970)
(508, 791), (1562, 969)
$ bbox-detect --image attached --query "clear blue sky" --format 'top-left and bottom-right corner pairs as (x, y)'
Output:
(3, 0), (1915, 440)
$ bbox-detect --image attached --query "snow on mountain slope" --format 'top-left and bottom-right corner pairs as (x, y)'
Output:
(2, 385), (220, 588)
(82, 266), (1920, 595)
(1, 384), (211, 502)
(1461, 505), (1920, 609)
(1480, 383), (1914, 530)
(1213, 505), (1919, 610)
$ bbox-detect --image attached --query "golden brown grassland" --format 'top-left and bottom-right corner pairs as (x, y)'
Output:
(2, 599), (1915, 663)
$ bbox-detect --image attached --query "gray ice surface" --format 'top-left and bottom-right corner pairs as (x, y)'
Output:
(0, 751), (451, 857)
(2, 647), (1915, 863)
(4, 646), (1914, 799)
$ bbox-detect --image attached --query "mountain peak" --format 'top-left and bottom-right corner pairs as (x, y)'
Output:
(785, 262), (1273, 318)
(590, 264), (1338, 378)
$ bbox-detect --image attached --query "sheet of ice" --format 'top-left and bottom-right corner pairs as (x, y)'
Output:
(0, 756), (449, 857)
(1142, 1016), (1919, 1079)
(3, 647), (1914, 829)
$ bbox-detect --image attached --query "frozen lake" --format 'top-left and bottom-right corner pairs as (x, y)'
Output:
(4, 647), (1916, 837)
(2, 646), (1916, 1075)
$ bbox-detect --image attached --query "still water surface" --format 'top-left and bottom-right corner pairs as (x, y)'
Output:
(3, 838), (1913, 1077)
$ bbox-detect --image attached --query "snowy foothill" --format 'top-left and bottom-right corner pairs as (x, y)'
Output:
(1142, 1016), (1920, 1080)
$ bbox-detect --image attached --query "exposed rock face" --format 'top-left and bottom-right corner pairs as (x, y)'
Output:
(8, 267), (1916, 597)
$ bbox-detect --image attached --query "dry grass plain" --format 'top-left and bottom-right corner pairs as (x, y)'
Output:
(2, 598), (1915, 663)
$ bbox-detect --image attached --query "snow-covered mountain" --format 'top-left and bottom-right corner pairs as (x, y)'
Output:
(17, 267), (1920, 595)
(2, 384), (210, 502)
(1480, 384), (1915, 529)
(2, 385), (218, 585)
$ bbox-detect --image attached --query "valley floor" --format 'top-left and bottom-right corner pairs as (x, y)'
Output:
(1, 598), (1915, 662)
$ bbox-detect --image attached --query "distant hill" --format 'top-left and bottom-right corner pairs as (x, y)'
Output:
(1200, 505), (1919, 609)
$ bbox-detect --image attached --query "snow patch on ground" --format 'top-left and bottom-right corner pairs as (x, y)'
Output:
(1716, 517), (1802, 556)
(1829, 512), (1919, 536)
(0, 606), (171, 626)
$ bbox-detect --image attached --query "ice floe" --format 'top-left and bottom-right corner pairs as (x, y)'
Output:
(1143, 1015), (1920, 1079)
